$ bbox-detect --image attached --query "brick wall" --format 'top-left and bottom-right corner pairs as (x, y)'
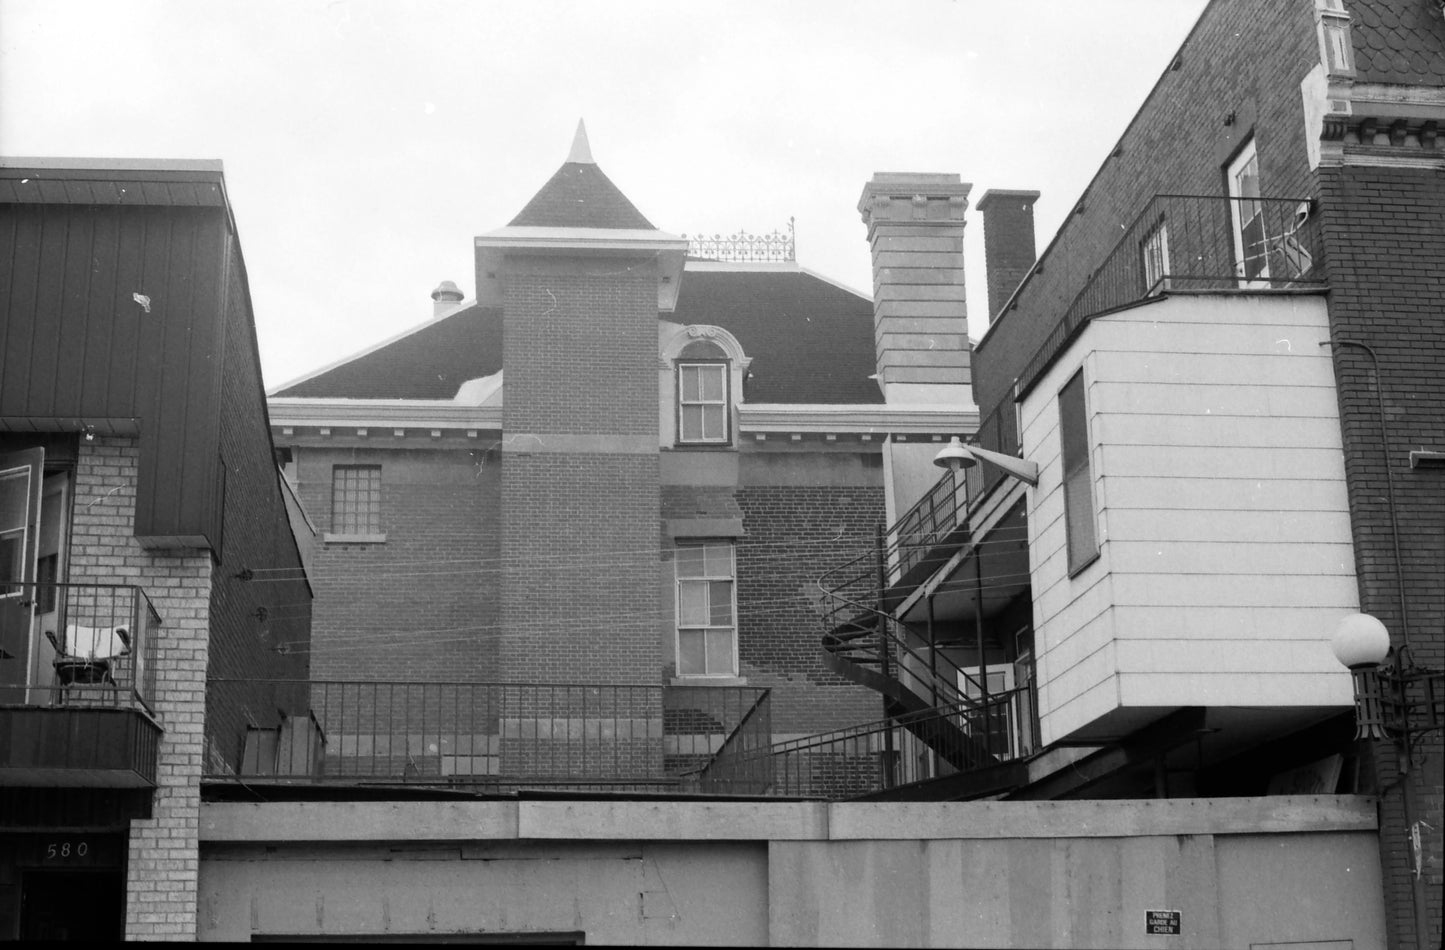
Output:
(289, 443), (501, 683)
(735, 483), (886, 735)
(69, 438), (210, 941)
(499, 256), (662, 687)
(206, 248), (312, 774)
(499, 452), (661, 684)
(972, 0), (1320, 417)
(1319, 163), (1445, 950)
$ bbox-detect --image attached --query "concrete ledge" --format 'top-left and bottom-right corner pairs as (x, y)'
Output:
(827, 795), (1378, 840)
(200, 801), (520, 842)
(517, 801), (829, 841)
(200, 795), (1376, 846)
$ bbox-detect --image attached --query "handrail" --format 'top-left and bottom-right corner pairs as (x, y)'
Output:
(817, 547), (985, 704)
(0, 580), (160, 713)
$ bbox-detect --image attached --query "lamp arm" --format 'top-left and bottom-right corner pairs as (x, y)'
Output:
(967, 445), (1040, 487)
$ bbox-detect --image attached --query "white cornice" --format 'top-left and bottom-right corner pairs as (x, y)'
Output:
(268, 397), (500, 430)
(738, 403), (978, 435)
(475, 226), (687, 251)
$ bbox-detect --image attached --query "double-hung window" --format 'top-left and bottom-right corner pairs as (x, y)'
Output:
(1059, 371), (1098, 574)
(678, 362), (729, 444)
(675, 540), (736, 677)
(331, 465), (382, 536)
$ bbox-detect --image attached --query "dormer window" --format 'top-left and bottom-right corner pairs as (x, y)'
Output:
(660, 326), (749, 448)
(678, 361), (729, 444)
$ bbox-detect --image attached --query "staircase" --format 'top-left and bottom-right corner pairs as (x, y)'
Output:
(818, 543), (1021, 777)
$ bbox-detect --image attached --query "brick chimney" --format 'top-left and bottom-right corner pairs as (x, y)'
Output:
(976, 189), (1040, 324)
(857, 173), (972, 404)
(430, 279), (464, 316)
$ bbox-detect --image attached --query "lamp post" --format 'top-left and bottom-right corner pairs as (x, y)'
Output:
(1330, 612), (1444, 949)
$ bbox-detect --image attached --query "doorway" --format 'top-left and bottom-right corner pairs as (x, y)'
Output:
(19, 869), (125, 941)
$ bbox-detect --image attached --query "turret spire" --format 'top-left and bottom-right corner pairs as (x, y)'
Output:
(566, 119), (594, 164)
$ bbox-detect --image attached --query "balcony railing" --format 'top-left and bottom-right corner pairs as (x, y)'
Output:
(0, 582), (160, 712)
(204, 679), (770, 793)
(699, 693), (1034, 798)
(1017, 193), (1324, 397)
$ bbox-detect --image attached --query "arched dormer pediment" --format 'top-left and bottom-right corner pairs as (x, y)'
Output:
(659, 324), (752, 371)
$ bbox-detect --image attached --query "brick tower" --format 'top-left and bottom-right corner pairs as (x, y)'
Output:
(476, 122), (686, 693)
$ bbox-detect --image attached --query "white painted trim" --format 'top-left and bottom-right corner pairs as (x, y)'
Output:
(475, 226), (688, 250)
(265, 298), (478, 395)
(0, 156), (224, 173)
(738, 403), (978, 435)
(268, 397), (500, 430)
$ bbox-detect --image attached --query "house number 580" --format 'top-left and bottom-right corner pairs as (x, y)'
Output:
(46, 842), (87, 859)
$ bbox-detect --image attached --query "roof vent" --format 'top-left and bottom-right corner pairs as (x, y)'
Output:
(430, 280), (464, 316)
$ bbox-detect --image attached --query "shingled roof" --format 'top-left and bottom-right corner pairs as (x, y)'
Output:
(507, 121), (656, 230)
(272, 265), (883, 405)
(1348, 0), (1445, 86)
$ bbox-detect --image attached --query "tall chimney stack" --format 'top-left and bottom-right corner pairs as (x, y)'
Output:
(977, 189), (1040, 324)
(431, 279), (464, 316)
(857, 173), (972, 404)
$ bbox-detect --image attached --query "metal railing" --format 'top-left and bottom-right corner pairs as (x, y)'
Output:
(693, 688), (774, 794)
(701, 693), (1034, 798)
(683, 218), (796, 263)
(0, 581), (160, 712)
(1016, 193), (1324, 397)
(889, 470), (968, 580)
(204, 679), (770, 792)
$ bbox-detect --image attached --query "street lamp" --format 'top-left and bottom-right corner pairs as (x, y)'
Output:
(932, 436), (1039, 487)
(1329, 611), (1444, 744)
(1329, 612), (1443, 946)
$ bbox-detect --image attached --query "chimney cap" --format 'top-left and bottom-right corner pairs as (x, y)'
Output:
(976, 189), (1041, 211)
(431, 280), (464, 302)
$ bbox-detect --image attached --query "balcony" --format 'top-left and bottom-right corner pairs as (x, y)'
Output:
(1017, 193), (1324, 400)
(204, 679), (770, 795)
(0, 583), (163, 788)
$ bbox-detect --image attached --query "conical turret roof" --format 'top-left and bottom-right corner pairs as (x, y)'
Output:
(508, 120), (655, 230)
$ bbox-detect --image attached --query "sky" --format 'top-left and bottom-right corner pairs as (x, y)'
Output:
(0, 0), (1209, 390)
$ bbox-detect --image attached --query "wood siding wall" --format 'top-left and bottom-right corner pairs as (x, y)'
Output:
(1021, 294), (1357, 744)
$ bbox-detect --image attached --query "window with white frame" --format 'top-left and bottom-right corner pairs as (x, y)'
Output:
(1059, 370), (1098, 574)
(675, 540), (737, 676)
(677, 362), (729, 444)
(1141, 219), (1171, 294)
(1228, 138), (1270, 284)
(331, 465), (382, 535)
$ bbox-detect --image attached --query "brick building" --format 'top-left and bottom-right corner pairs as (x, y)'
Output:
(262, 125), (975, 780)
(830, 1), (1442, 948)
(0, 158), (312, 940)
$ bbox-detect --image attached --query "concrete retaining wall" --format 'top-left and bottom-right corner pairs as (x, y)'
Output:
(198, 796), (1385, 947)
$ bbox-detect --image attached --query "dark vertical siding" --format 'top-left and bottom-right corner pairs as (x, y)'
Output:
(0, 201), (228, 544)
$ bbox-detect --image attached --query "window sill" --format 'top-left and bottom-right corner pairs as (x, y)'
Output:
(1066, 549), (1100, 579)
(323, 532), (387, 544)
(671, 442), (735, 451)
(669, 676), (748, 687)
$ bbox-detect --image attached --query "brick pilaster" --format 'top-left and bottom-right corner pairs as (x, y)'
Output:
(69, 438), (211, 940)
